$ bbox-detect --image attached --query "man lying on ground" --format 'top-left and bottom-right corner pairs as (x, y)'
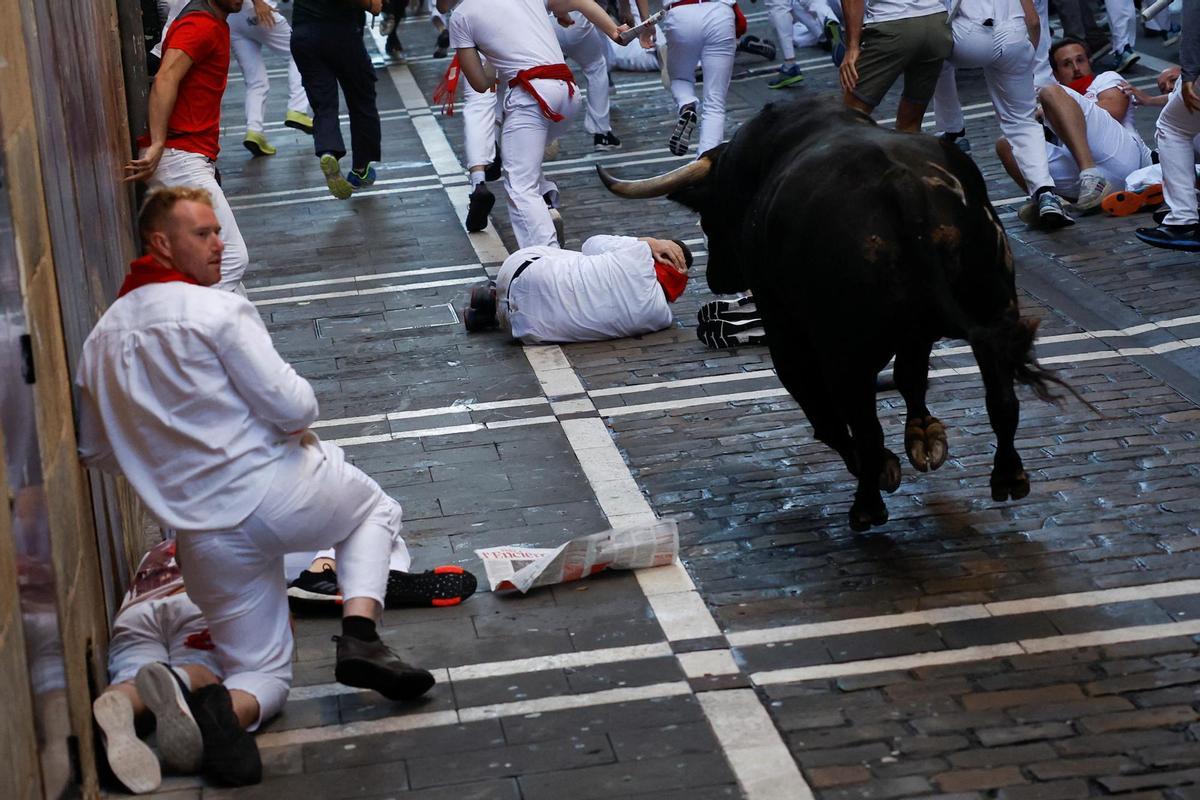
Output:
(77, 187), (436, 782)
(464, 234), (691, 343)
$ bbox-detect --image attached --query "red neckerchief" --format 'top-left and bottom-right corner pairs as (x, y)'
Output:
(654, 262), (689, 302)
(118, 254), (201, 298)
(508, 64), (576, 122)
(433, 53), (462, 116)
(1067, 75), (1095, 94)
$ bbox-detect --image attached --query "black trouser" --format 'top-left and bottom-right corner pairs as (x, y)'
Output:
(290, 21), (381, 169)
(1056, 0), (1108, 53)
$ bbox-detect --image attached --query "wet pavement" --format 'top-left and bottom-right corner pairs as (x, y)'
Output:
(125, 7), (1200, 799)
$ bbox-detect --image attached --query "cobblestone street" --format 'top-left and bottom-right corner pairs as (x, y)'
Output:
(129, 8), (1200, 799)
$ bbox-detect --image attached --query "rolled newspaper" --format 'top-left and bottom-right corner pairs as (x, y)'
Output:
(617, 8), (667, 45)
(1141, 0), (1171, 22)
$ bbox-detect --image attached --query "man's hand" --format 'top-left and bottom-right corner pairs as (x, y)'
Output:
(1119, 80), (1167, 108)
(611, 22), (631, 44)
(124, 142), (164, 183)
(643, 237), (687, 271)
(1185, 80), (1200, 113)
(638, 24), (655, 49)
(556, 12), (574, 26)
(253, 0), (276, 29)
(839, 45), (860, 94)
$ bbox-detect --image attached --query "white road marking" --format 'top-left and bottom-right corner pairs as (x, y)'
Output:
(247, 262), (483, 294)
(251, 275), (480, 306)
(448, 642), (674, 682)
(699, 691), (815, 800)
(457, 681), (693, 722)
(231, 180), (442, 211)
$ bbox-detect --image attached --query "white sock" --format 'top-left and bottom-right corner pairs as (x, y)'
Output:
(469, 170), (485, 187)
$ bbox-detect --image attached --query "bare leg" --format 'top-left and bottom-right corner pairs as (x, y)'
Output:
(843, 91), (874, 116)
(1038, 85), (1097, 170)
(894, 98), (928, 133)
(996, 138), (1030, 193)
(229, 690), (262, 730)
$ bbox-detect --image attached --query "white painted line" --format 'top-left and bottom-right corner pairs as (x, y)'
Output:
(598, 388), (791, 418)
(448, 642), (674, 682)
(256, 709), (461, 749)
(727, 605), (990, 648)
(986, 578), (1200, 616)
(231, 181), (441, 211)
(588, 368), (777, 398)
(252, 276), (479, 306)
(326, 415), (555, 447)
(1021, 619), (1200, 653)
(458, 681), (692, 722)
(247, 262), (483, 294)
(677, 649), (741, 678)
(699, 690), (815, 800)
(231, 173), (436, 204)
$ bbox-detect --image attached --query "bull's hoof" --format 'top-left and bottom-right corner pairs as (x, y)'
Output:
(848, 499), (888, 532)
(880, 449), (901, 494)
(990, 470), (1031, 502)
(905, 416), (948, 473)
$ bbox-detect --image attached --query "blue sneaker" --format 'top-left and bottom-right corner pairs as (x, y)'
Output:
(767, 63), (804, 89)
(1107, 45), (1140, 73)
(347, 162), (378, 191)
(825, 19), (846, 68)
(1135, 223), (1200, 251)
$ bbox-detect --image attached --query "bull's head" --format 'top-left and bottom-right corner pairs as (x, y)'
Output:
(596, 146), (746, 295)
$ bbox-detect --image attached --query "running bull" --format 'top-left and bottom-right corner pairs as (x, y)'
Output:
(598, 97), (1062, 532)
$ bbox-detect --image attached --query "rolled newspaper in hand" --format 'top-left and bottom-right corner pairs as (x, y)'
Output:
(617, 8), (667, 45)
(1141, 0), (1171, 22)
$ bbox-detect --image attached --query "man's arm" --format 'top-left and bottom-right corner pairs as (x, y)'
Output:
(1095, 86), (1132, 123)
(839, 0), (865, 94)
(77, 391), (122, 474)
(547, 0), (624, 41)
(1181, 0), (1200, 111)
(457, 47), (497, 93)
(124, 47), (192, 183)
(1018, 0), (1039, 50)
(219, 303), (320, 434)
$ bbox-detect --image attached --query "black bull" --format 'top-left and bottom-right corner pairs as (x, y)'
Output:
(598, 97), (1063, 532)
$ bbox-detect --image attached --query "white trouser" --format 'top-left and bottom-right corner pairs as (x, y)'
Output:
(663, 3), (736, 155)
(147, 148), (248, 290)
(1106, 0), (1136, 52)
(767, 0), (801, 61)
(229, 6), (311, 133)
(108, 593), (222, 686)
(463, 82), (502, 170)
(557, 21), (612, 134)
(175, 439), (406, 727)
(771, 0), (839, 60)
(1156, 80), (1200, 226)
(501, 79), (578, 248)
(1031, 0), (1052, 88)
(609, 3), (660, 71)
(1044, 85), (1151, 198)
(951, 20), (1054, 192)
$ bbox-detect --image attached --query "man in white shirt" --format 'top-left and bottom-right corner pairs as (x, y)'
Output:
(450, 0), (626, 249)
(838, 0), (953, 132)
(464, 235), (691, 343)
(996, 37), (1156, 210)
(77, 188), (435, 741)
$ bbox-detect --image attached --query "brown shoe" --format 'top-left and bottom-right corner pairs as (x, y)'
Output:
(334, 635), (435, 701)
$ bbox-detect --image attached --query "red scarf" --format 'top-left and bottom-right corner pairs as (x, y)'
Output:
(654, 262), (689, 302)
(1067, 75), (1095, 94)
(509, 64), (576, 122)
(118, 254), (201, 298)
(433, 53), (462, 116)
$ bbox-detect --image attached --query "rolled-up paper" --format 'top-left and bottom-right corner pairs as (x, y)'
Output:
(1141, 0), (1171, 22)
(617, 8), (667, 45)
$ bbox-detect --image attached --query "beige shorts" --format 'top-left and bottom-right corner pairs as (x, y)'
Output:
(853, 12), (953, 108)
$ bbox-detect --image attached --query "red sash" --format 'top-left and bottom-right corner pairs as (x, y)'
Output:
(670, 0), (747, 37)
(433, 53), (462, 116)
(508, 64), (576, 122)
(117, 255), (200, 298)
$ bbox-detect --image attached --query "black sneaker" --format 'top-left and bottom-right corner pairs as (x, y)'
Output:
(386, 566), (478, 608)
(594, 131), (622, 151)
(668, 103), (698, 156)
(696, 317), (768, 349)
(287, 564), (341, 604)
(736, 34), (776, 61)
(434, 29), (450, 58)
(190, 684), (261, 787)
(698, 296), (759, 325)
(135, 662), (203, 773)
(465, 183), (495, 232)
(1135, 223), (1200, 251)
(334, 634), (436, 700)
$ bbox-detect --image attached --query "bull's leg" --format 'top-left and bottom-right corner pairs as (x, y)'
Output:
(773, 352), (857, 474)
(893, 341), (949, 473)
(842, 375), (890, 532)
(971, 337), (1030, 501)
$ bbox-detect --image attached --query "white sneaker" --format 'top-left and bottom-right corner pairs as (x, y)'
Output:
(93, 692), (161, 794)
(1075, 168), (1115, 213)
(135, 662), (203, 773)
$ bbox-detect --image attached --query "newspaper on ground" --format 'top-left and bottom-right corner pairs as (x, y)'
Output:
(474, 519), (678, 593)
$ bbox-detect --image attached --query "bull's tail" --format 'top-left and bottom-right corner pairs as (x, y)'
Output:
(967, 316), (1077, 405)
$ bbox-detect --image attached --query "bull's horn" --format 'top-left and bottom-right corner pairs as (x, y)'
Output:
(596, 156), (712, 199)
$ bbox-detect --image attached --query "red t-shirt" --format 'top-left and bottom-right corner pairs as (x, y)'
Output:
(138, 11), (230, 160)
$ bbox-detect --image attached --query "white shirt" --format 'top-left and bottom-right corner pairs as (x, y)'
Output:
(448, 0), (565, 83)
(76, 282), (318, 531)
(1084, 70), (1137, 133)
(865, 0), (945, 25)
(497, 235), (675, 344)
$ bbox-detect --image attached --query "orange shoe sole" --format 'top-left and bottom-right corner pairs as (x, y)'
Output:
(1101, 184), (1164, 217)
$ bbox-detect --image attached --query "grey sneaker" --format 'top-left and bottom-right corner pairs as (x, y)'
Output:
(1036, 192), (1075, 228)
(1075, 168), (1115, 213)
(135, 662), (203, 773)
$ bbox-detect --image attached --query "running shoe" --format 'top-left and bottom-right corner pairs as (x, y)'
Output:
(668, 103), (698, 156)
(736, 34), (776, 61)
(283, 110), (314, 134)
(135, 662), (203, 773)
(320, 154), (354, 200)
(1106, 45), (1140, 73)
(288, 564), (340, 604)
(484, 148), (502, 182)
(825, 19), (846, 67)
(347, 162), (378, 191)
(1101, 184), (1164, 216)
(1036, 192), (1075, 228)
(334, 634), (436, 701)
(93, 692), (161, 794)
(190, 685), (261, 787)
(1074, 168), (1115, 213)
(938, 129), (971, 152)
(1135, 223), (1200, 251)
(698, 295), (758, 325)
(594, 131), (622, 151)
(465, 183), (495, 232)
(242, 130), (276, 157)
(767, 63), (804, 89)
(696, 318), (768, 349)
(386, 566), (478, 608)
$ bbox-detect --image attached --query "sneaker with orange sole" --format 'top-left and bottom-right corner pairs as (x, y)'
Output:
(1101, 184), (1164, 217)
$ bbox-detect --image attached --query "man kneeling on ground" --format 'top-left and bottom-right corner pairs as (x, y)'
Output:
(464, 234), (691, 343)
(78, 187), (435, 776)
